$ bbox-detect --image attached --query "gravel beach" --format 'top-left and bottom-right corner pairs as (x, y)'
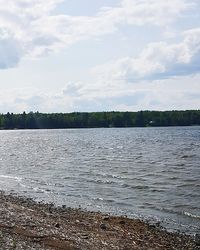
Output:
(0, 191), (198, 249)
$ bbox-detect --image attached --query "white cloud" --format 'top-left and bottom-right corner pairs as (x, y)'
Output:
(1, 72), (200, 113)
(92, 27), (200, 81)
(0, 37), (23, 68)
(101, 0), (193, 26)
(0, 0), (194, 69)
(62, 82), (83, 97)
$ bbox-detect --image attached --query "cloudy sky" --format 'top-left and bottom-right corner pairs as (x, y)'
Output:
(0, 0), (200, 113)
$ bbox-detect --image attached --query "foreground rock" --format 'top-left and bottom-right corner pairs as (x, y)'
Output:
(0, 192), (197, 249)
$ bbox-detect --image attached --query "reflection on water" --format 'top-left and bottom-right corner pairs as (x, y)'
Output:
(0, 127), (199, 235)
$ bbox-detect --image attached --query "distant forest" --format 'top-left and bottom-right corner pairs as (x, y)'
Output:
(0, 110), (199, 129)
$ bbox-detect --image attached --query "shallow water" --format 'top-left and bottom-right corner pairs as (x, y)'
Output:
(0, 127), (199, 234)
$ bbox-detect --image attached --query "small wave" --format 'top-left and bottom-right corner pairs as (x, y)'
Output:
(94, 197), (104, 201)
(183, 212), (200, 219)
(121, 183), (151, 190)
(0, 175), (22, 181)
(32, 186), (55, 194)
(89, 179), (116, 185)
(121, 183), (130, 188)
(93, 197), (115, 203)
(174, 204), (191, 208)
(131, 185), (150, 190)
(183, 178), (198, 183)
(94, 173), (125, 180)
(176, 163), (185, 167)
(181, 154), (196, 159)
(152, 181), (169, 185)
(54, 183), (65, 188)
(62, 176), (72, 180)
(177, 183), (196, 188)
(168, 176), (179, 180)
(153, 206), (200, 220)
(151, 188), (165, 193)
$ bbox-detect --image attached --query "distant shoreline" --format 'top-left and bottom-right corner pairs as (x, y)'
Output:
(0, 124), (200, 130)
(0, 110), (200, 130)
(0, 191), (198, 249)
(0, 124), (200, 132)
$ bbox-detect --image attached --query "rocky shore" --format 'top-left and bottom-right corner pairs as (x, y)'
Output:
(0, 191), (198, 249)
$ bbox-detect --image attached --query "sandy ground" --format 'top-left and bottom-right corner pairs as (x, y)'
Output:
(0, 191), (198, 250)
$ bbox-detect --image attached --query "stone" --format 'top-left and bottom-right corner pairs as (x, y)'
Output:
(55, 223), (60, 228)
(119, 220), (125, 225)
(103, 216), (109, 221)
(100, 223), (107, 230)
(195, 234), (200, 246)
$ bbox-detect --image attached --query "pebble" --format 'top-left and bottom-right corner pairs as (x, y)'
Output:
(81, 235), (89, 239)
(119, 220), (125, 225)
(103, 216), (109, 221)
(100, 223), (107, 230)
(195, 233), (200, 246)
(55, 223), (60, 228)
(81, 233), (89, 239)
(0, 191), (197, 250)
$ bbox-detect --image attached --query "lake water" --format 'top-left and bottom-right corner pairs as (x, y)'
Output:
(0, 127), (199, 235)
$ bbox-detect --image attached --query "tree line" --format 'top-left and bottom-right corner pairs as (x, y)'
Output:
(0, 110), (199, 129)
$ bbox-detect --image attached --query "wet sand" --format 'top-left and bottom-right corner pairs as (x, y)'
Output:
(0, 191), (198, 249)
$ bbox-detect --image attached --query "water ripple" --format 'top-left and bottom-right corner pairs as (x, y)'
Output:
(0, 127), (199, 235)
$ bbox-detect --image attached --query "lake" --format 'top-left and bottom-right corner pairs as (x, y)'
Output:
(0, 127), (199, 235)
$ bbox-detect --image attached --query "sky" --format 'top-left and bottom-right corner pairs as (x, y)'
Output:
(0, 0), (200, 113)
